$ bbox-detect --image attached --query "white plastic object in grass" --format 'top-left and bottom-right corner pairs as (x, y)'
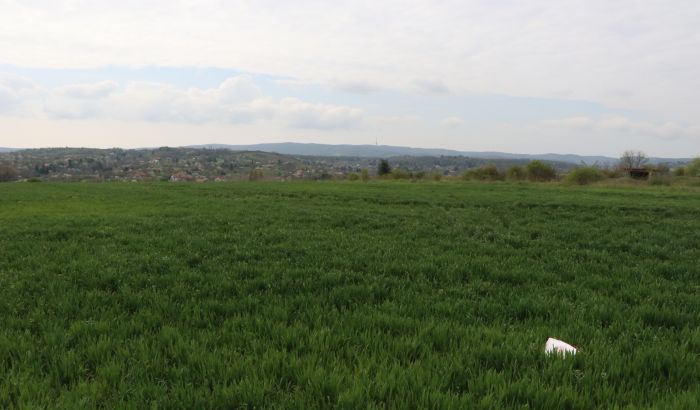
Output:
(545, 337), (578, 356)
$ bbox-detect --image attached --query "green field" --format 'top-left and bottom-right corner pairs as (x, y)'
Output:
(1, 182), (699, 408)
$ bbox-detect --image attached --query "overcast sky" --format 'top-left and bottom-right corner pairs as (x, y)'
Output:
(1, 0), (699, 156)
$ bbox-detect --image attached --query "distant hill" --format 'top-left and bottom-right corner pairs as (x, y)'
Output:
(4, 144), (691, 166)
(188, 143), (463, 158)
(189, 143), (690, 165)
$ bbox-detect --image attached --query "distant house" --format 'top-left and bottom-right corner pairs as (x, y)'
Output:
(170, 171), (193, 182)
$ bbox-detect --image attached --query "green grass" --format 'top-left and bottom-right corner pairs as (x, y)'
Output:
(0, 181), (699, 408)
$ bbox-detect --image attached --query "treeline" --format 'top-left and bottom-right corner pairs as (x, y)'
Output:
(365, 152), (700, 186)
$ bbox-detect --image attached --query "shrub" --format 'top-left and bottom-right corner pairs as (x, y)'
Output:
(248, 169), (264, 181)
(412, 171), (426, 180)
(347, 173), (359, 181)
(0, 165), (18, 182)
(526, 161), (557, 182)
(685, 158), (700, 177)
(564, 167), (605, 185)
(431, 172), (443, 182)
(649, 175), (672, 186)
(602, 168), (623, 178)
(390, 169), (411, 179)
(462, 164), (504, 181)
(506, 166), (527, 181)
(360, 169), (370, 182)
(673, 167), (686, 177)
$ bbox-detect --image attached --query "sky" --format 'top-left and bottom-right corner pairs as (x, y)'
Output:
(1, 0), (699, 156)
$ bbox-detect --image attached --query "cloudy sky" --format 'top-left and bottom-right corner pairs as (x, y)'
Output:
(1, 0), (699, 156)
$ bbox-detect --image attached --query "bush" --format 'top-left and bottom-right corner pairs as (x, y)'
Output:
(0, 165), (18, 182)
(649, 175), (672, 186)
(347, 173), (359, 181)
(602, 168), (623, 178)
(248, 169), (264, 181)
(431, 172), (443, 182)
(564, 167), (605, 185)
(412, 171), (426, 180)
(360, 169), (370, 182)
(526, 161), (557, 181)
(506, 166), (527, 181)
(390, 169), (411, 179)
(461, 164), (504, 181)
(685, 158), (700, 177)
(673, 167), (686, 177)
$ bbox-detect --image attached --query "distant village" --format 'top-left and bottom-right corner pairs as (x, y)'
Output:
(0, 147), (561, 182)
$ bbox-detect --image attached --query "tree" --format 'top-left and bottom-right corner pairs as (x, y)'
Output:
(377, 159), (391, 176)
(685, 158), (700, 177)
(619, 150), (649, 169)
(526, 160), (557, 181)
(0, 165), (18, 182)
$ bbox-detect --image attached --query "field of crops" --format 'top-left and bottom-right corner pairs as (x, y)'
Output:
(0, 181), (698, 408)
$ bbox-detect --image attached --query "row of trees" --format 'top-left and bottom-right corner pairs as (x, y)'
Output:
(0, 165), (18, 182)
(371, 159), (559, 182)
(461, 161), (557, 182)
(370, 151), (700, 185)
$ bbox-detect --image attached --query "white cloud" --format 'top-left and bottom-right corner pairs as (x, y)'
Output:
(278, 98), (363, 130)
(56, 80), (118, 99)
(413, 79), (450, 95)
(333, 80), (382, 95)
(0, 73), (38, 113)
(441, 116), (464, 128)
(19, 75), (364, 129)
(212, 75), (263, 105)
(544, 116), (700, 141)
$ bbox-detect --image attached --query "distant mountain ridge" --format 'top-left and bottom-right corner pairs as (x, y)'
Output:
(188, 143), (690, 165)
(188, 143), (463, 158)
(0, 147), (20, 153)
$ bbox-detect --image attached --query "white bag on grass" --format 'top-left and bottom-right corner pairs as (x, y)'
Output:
(545, 337), (578, 356)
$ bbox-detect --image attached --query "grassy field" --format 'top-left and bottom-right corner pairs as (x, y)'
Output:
(0, 181), (699, 408)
